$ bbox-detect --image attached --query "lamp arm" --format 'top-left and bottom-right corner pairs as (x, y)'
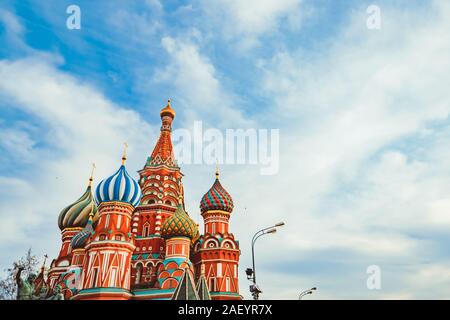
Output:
(252, 226), (277, 246)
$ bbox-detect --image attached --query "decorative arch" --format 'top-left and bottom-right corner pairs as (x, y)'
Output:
(135, 263), (144, 284)
(97, 233), (108, 241)
(172, 269), (184, 278)
(141, 195), (157, 205)
(165, 261), (179, 270)
(203, 238), (220, 249)
(221, 240), (237, 250)
(142, 222), (151, 237)
(161, 277), (179, 289)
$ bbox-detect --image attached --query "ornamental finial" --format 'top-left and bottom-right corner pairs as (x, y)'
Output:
(215, 161), (220, 180)
(89, 163), (96, 187)
(160, 98), (176, 119)
(122, 142), (128, 165)
(88, 202), (95, 220)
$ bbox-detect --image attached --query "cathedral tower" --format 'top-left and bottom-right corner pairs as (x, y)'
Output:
(75, 149), (142, 300)
(157, 197), (199, 295)
(131, 100), (184, 288)
(47, 170), (98, 291)
(193, 170), (241, 300)
(43, 98), (242, 300)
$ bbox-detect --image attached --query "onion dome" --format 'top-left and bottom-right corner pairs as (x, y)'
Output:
(200, 170), (234, 214)
(161, 200), (200, 241)
(160, 99), (176, 119)
(71, 207), (95, 249)
(95, 145), (142, 207)
(58, 177), (98, 230)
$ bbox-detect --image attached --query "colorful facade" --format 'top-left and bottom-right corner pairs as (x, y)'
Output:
(42, 100), (241, 300)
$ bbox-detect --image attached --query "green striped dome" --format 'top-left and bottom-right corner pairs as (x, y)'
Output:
(58, 186), (98, 230)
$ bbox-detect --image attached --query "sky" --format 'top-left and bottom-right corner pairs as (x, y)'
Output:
(1, 0), (450, 299)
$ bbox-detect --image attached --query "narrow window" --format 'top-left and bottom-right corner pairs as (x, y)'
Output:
(143, 223), (150, 237)
(109, 268), (117, 287)
(91, 268), (98, 287)
(210, 278), (216, 291)
(217, 263), (222, 277)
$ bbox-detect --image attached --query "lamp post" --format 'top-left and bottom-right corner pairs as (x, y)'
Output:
(299, 287), (317, 300)
(247, 222), (285, 300)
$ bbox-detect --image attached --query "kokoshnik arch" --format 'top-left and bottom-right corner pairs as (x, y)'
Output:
(36, 100), (241, 300)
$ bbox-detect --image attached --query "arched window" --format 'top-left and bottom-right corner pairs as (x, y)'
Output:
(142, 223), (150, 237)
(135, 264), (143, 285)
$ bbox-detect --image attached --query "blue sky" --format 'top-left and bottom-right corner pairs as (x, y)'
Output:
(1, 0), (450, 299)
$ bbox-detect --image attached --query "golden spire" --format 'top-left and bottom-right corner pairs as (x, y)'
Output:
(167, 98), (171, 107)
(215, 161), (220, 180)
(89, 163), (96, 187)
(122, 142), (128, 165)
(88, 202), (95, 220)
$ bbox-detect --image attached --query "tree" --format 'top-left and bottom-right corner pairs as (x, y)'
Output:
(0, 248), (39, 300)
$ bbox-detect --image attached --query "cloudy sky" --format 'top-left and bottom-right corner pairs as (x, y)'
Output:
(1, 0), (450, 299)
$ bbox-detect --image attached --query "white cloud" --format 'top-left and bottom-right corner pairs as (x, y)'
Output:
(0, 57), (155, 267)
(199, 0), (303, 50)
(155, 35), (251, 128)
(0, 126), (35, 162)
(0, 8), (23, 35)
(0, 8), (26, 51)
(227, 1), (450, 298)
(2, 1), (450, 300)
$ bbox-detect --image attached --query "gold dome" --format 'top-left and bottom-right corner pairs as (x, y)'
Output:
(160, 99), (176, 119)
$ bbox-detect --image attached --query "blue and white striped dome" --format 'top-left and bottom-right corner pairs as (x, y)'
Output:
(95, 165), (142, 207)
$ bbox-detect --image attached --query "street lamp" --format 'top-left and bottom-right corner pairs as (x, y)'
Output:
(299, 287), (317, 300)
(247, 222), (285, 300)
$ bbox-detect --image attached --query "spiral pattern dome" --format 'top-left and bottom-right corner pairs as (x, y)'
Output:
(161, 204), (199, 241)
(58, 186), (98, 230)
(71, 215), (94, 249)
(200, 174), (234, 214)
(95, 165), (142, 207)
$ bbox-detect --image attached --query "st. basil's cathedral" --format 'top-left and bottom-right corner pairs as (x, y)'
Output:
(37, 100), (241, 300)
